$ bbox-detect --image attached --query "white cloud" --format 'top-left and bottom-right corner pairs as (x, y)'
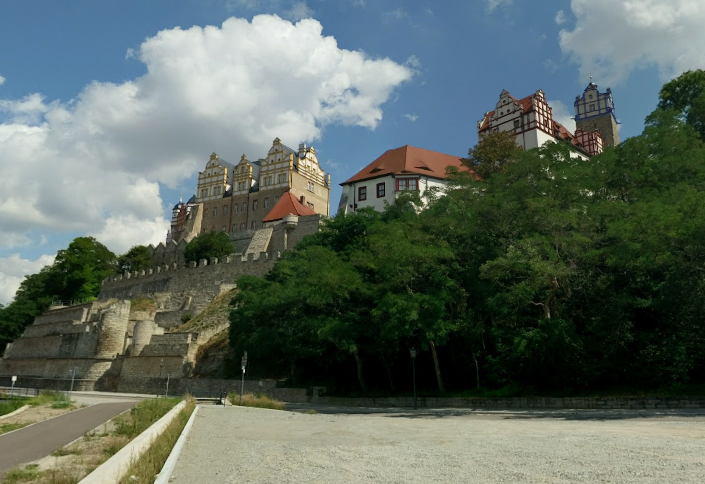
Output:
(225, 0), (314, 21)
(351, 0), (365, 7)
(404, 113), (419, 122)
(555, 10), (566, 25)
(548, 100), (576, 133)
(0, 15), (413, 256)
(559, 0), (705, 85)
(0, 74), (5, 87)
(484, 0), (512, 13)
(0, 254), (55, 305)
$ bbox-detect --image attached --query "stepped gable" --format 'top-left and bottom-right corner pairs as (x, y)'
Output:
(261, 191), (317, 223)
(341, 145), (474, 185)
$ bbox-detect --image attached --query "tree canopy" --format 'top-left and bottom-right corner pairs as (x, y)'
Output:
(228, 71), (705, 395)
(184, 231), (234, 263)
(0, 237), (117, 354)
(116, 245), (153, 273)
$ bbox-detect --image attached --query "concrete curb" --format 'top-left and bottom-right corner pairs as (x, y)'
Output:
(0, 405), (30, 420)
(153, 405), (200, 484)
(78, 400), (186, 484)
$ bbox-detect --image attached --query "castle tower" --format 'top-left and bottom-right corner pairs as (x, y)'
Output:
(574, 81), (619, 147)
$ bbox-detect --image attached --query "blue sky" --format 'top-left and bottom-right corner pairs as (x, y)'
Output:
(1, 0), (703, 304)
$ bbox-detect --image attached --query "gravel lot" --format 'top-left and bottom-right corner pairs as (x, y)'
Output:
(169, 406), (705, 483)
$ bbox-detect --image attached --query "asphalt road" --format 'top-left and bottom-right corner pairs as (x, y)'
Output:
(0, 401), (136, 480)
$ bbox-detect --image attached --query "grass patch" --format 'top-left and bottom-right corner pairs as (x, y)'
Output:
(116, 398), (196, 484)
(51, 446), (83, 457)
(2, 463), (43, 483)
(227, 392), (286, 410)
(0, 423), (29, 435)
(27, 391), (71, 408)
(129, 297), (157, 312)
(0, 398), (29, 417)
(112, 398), (181, 439)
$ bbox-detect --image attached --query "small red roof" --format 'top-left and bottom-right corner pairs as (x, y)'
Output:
(262, 191), (317, 223)
(341, 145), (476, 185)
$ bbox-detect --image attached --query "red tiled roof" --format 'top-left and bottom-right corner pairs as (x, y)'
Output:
(341, 145), (476, 185)
(261, 191), (317, 223)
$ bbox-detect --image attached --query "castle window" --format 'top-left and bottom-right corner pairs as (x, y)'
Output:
(251, 221), (257, 229)
(589, 104), (596, 112)
(253, 200), (258, 211)
(233, 224), (237, 232)
(274, 196), (279, 204)
(222, 225), (226, 231)
(213, 207), (218, 217)
(223, 206), (228, 215)
(377, 182), (385, 198)
(308, 181), (315, 193)
(264, 198), (269, 209)
(233, 204), (238, 213)
(240, 222), (245, 231)
(242, 202), (247, 212)
(514, 119), (520, 129)
(358, 186), (367, 201)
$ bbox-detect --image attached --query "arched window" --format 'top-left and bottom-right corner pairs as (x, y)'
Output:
(222, 225), (226, 231)
(240, 222), (245, 231)
(264, 198), (269, 209)
(251, 221), (256, 229)
(242, 202), (247, 212)
(233, 204), (238, 213)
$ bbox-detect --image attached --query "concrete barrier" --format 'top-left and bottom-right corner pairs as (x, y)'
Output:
(153, 405), (200, 484)
(78, 400), (187, 484)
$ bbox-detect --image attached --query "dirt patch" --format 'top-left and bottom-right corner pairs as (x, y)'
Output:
(0, 405), (76, 427)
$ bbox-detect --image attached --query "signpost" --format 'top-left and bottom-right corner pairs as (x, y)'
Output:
(166, 374), (170, 398)
(10, 375), (17, 398)
(240, 351), (248, 404)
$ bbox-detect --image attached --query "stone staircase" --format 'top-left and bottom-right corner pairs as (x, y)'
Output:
(245, 227), (273, 257)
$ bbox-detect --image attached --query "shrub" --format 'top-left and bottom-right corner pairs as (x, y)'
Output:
(227, 392), (285, 410)
(180, 313), (193, 323)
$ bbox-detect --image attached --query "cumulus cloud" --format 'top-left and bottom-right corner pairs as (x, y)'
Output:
(0, 74), (5, 87)
(0, 254), (55, 305)
(404, 114), (419, 122)
(548, 100), (576, 133)
(484, 0), (512, 13)
(351, 0), (365, 7)
(0, 14), (414, 257)
(559, 0), (705, 85)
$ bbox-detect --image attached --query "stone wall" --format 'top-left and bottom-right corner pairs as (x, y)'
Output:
(309, 395), (705, 409)
(98, 253), (278, 302)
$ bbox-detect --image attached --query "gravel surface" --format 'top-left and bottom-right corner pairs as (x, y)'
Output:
(169, 406), (705, 483)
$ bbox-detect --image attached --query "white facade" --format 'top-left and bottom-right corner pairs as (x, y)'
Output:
(339, 174), (448, 214)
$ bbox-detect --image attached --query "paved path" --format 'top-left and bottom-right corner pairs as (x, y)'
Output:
(168, 406), (705, 484)
(0, 401), (136, 480)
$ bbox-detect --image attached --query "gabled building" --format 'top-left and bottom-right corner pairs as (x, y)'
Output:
(574, 81), (619, 148)
(338, 145), (476, 214)
(478, 88), (606, 159)
(166, 137), (331, 243)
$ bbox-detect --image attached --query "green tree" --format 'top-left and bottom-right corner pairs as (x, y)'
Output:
(463, 130), (523, 179)
(184, 231), (234, 263)
(657, 69), (705, 140)
(54, 237), (117, 301)
(117, 245), (153, 273)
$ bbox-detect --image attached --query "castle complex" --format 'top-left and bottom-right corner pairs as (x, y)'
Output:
(478, 82), (618, 159)
(168, 137), (330, 244)
(1, 84), (620, 396)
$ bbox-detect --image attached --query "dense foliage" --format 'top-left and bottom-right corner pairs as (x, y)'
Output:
(0, 237), (117, 354)
(116, 245), (153, 273)
(229, 72), (705, 395)
(183, 231), (234, 264)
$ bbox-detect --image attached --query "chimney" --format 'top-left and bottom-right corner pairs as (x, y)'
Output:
(300, 195), (305, 205)
(299, 143), (307, 157)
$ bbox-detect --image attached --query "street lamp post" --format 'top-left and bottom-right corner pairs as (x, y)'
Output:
(409, 348), (417, 410)
(165, 374), (170, 398)
(68, 367), (77, 401)
(158, 358), (164, 398)
(240, 351), (248, 405)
